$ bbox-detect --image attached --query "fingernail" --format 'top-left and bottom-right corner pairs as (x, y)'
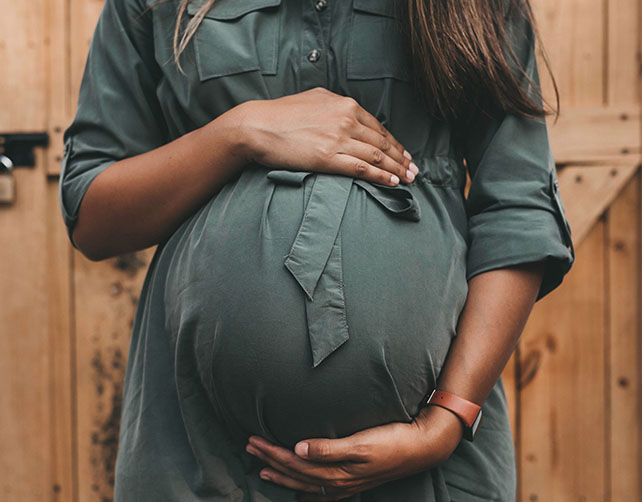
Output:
(406, 169), (415, 182)
(390, 175), (400, 185)
(295, 442), (309, 458)
(403, 149), (412, 160)
(260, 471), (271, 481)
(409, 162), (419, 174)
(246, 444), (258, 455)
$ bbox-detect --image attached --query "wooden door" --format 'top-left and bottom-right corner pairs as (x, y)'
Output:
(0, 0), (73, 500)
(0, 1), (153, 500)
(501, 1), (642, 501)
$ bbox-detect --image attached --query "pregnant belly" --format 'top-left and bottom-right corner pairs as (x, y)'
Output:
(164, 163), (469, 449)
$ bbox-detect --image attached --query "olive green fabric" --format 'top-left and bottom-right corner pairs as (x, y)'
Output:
(58, 0), (575, 500)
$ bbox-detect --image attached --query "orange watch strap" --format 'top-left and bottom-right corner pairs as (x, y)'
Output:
(426, 389), (481, 428)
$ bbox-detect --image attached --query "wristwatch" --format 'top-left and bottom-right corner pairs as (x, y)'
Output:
(424, 389), (483, 442)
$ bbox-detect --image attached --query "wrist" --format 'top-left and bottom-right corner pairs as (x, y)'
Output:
(410, 404), (464, 467)
(221, 100), (266, 165)
(204, 101), (261, 168)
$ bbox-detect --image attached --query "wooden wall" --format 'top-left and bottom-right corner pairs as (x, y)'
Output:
(505, 0), (642, 500)
(0, 0), (640, 501)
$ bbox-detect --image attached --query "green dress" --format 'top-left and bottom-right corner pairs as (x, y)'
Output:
(58, 0), (575, 500)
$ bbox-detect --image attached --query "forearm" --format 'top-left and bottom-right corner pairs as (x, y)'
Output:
(412, 260), (546, 462)
(72, 103), (253, 261)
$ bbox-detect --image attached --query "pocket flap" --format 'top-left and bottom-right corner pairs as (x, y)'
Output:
(187, 0), (282, 20)
(353, 0), (400, 18)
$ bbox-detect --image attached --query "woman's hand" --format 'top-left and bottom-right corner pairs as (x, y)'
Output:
(245, 405), (464, 501)
(236, 87), (419, 187)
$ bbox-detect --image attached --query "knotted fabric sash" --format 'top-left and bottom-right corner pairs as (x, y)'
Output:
(267, 170), (421, 367)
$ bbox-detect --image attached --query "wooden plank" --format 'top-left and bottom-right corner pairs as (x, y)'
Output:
(518, 219), (607, 501)
(532, 0), (605, 107)
(548, 106), (640, 165)
(46, 0), (71, 177)
(73, 248), (154, 502)
(557, 163), (639, 246)
(47, 179), (76, 502)
(0, 153), (53, 501)
(607, 170), (642, 501)
(607, 0), (641, 105)
(45, 0), (77, 499)
(69, 0), (104, 114)
(0, 1), (48, 130)
(0, 1), (57, 500)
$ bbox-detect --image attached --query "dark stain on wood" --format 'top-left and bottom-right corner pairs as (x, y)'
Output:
(545, 334), (557, 353)
(518, 349), (541, 390)
(90, 347), (125, 501)
(112, 252), (146, 277)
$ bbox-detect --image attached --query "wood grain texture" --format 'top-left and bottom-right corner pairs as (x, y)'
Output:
(47, 174), (76, 502)
(548, 106), (640, 165)
(607, 0), (641, 105)
(46, 0), (71, 177)
(531, 0), (605, 107)
(0, 1), (62, 500)
(73, 249), (154, 502)
(606, 172), (642, 501)
(518, 219), (608, 501)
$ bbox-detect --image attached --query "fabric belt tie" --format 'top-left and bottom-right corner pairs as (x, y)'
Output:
(267, 169), (421, 368)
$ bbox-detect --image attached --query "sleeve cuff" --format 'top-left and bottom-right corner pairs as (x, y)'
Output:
(58, 136), (115, 251)
(465, 203), (575, 302)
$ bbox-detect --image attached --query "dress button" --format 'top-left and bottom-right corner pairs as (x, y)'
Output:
(307, 49), (321, 63)
(315, 0), (328, 11)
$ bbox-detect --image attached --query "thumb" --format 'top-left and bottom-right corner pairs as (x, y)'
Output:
(295, 437), (363, 462)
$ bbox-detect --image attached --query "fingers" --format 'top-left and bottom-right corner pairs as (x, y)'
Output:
(330, 152), (410, 187)
(333, 98), (417, 186)
(337, 136), (417, 185)
(246, 443), (328, 485)
(246, 438), (355, 486)
(350, 101), (411, 161)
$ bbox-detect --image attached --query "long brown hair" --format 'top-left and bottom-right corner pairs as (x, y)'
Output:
(165, 0), (559, 125)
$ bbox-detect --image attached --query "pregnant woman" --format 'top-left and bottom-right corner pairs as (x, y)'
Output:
(59, 0), (575, 500)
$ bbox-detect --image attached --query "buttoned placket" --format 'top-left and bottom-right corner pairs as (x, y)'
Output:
(299, 0), (331, 91)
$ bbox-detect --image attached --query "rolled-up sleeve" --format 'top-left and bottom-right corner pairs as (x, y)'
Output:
(58, 0), (168, 249)
(462, 3), (575, 301)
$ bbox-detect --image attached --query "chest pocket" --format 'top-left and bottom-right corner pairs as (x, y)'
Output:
(347, 0), (412, 82)
(186, 0), (282, 81)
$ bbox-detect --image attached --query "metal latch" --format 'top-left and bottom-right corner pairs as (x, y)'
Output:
(0, 132), (49, 205)
(0, 132), (49, 167)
